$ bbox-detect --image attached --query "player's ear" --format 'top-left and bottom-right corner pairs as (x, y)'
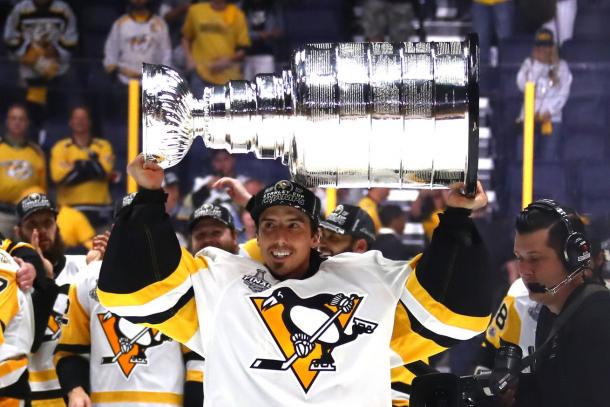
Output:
(310, 226), (320, 248)
(352, 238), (368, 254)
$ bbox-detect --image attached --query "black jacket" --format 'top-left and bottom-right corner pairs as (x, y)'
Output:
(370, 232), (418, 261)
(518, 283), (610, 407)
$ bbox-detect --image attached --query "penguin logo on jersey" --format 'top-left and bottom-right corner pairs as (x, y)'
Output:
(43, 290), (70, 342)
(250, 288), (378, 392)
(98, 312), (172, 378)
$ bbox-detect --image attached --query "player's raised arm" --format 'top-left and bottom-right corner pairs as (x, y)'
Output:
(96, 156), (203, 350)
(392, 182), (493, 364)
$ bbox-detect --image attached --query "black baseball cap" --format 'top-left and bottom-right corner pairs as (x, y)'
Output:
(534, 28), (554, 46)
(246, 180), (321, 227)
(320, 204), (376, 244)
(189, 202), (236, 231)
(16, 193), (58, 222)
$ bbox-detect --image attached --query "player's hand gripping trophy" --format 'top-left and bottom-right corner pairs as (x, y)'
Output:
(142, 35), (480, 195)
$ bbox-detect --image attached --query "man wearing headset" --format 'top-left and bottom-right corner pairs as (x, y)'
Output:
(507, 199), (610, 407)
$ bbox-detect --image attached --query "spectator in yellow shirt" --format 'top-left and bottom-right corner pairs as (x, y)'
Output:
(182, 0), (251, 95)
(357, 188), (390, 233)
(0, 103), (46, 238)
(50, 106), (115, 226)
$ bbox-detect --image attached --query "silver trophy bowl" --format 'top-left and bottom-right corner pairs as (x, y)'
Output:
(142, 34), (479, 194)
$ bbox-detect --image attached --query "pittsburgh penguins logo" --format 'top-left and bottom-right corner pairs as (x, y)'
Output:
(274, 180), (293, 192)
(43, 289), (70, 342)
(250, 288), (378, 392)
(98, 312), (172, 378)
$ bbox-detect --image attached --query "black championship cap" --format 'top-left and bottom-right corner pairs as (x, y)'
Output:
(320, 204), (376, 243)
(534, 28), (554, 46)
(189, 202), (235, 230)
(246, 180), (321, 227)
(16, 193), (58, 221)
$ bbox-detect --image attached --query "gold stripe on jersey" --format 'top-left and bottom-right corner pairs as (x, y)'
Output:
(29, 369), (57, 382)
(32, 398), (66, 406)
(140, 293), (199, 345)
(242, 238), (263, 262)
(186, 370), (203, 382)
(485, 296), (521, 349)
(405, 269), (490, 335)
(0, 397), (20, 406)
(391, 298), (447, 365)
(56, 285), (90, 351)
(0, 357), (28, 381)
(390, 365), (413, 406)
(97, 249), (206, 311)
(90, 391), (183, 404)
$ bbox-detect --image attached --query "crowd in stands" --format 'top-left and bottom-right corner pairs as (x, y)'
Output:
(0, 1), (609, 403)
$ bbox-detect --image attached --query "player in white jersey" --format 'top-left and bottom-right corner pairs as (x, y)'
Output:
(97, 155), (492, 406)
(54, 195), (203, 407)
(12, 192), (88, 406)
(0, 248), (35, 405)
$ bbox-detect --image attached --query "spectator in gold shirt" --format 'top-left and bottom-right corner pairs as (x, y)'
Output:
(182, 0), (251, 95)
(50, 106), (115, 227)
(0, 103), (46, 238)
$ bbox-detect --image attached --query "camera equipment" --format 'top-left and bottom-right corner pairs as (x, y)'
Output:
(410, 344), (523, 407)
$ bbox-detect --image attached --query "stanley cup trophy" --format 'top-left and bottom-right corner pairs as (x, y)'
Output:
(142, 34), (479, 194)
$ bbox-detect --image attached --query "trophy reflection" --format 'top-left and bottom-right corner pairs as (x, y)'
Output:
(142, 34), (480, 194)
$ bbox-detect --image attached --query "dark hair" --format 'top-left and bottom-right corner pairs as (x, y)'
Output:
(515, 205), (586, 261)
(6, 102), (29, 118)
(379, 204), (404, 227)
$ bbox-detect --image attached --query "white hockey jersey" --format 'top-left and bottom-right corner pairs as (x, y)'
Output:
(485, 278), (540, 358)
(103, 13), (171, 85)
(55, 262), (187, 407)
(28, 255), (86, 405)
(99, 247), (488, 406)
(0, 249), (34, 391)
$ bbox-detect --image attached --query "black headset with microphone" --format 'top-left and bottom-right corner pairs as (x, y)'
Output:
(522, 199), (591, 294)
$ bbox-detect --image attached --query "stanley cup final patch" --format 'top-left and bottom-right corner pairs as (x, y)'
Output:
(242, 269), (272, 293)
(249, 288), (378, 393)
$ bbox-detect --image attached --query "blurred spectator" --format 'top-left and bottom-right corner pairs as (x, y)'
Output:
(516, 28), (572, 162)
(371, 204), (417, 261)
(185, 150), (249, 241)
(181, 0), (251, 95)
(241, 0), (284, 80)
(471, 0), (514, 66)
(361, 0), (417, 42)
(0, 103), (46, 238)
(160, 0), (192, 69)
(357, 187), (390, 233)
(49, 106), (115, 226)
(542, 0), (577, 46)
(3, 0), (78, 129)
(163, 171), (190, 247)
(409, 190), (447, 242)
(103, 0), (172, 85)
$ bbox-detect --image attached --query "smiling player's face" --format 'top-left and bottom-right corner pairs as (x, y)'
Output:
(257, 206), (319, 281)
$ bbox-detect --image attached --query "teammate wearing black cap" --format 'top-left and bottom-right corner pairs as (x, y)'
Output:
(12, 192), (87, 405)
(97, 155), (492, 405)
(189, 202), (239, 255)
(318, 204), (375, 258)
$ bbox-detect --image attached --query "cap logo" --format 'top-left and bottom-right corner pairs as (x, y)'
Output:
(326, 205), (349, 226)
(194, 203), (223, 220)
(20, 193), (52, 213)
(122, 193), (136, 208)
(262, 181), (305, 206)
